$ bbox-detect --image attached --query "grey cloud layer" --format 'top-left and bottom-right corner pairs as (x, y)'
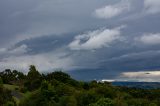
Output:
(144, 0), (160, 14)
(0, 0), (160, 81)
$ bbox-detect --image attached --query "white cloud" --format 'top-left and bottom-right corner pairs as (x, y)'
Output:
(144, 0), (160, 14)
(69, 26), (125, 50)
(0, 44), (28, 55)
(136, 33), (160, 45)
(94, 0), (130, 19)
(120, 71), (160, 82)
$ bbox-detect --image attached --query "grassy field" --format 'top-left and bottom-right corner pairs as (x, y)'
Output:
(3, 84), (23, 105)
(3, 84), (19, 91)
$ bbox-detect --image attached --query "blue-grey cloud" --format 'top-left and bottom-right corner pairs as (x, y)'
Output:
(1, 0), (160, 81)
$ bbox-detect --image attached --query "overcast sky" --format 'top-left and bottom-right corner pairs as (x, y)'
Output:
(1, 0), (160, 81)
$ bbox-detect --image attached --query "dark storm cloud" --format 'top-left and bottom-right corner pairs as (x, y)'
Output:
(1, 0), (160, 81)
(0, 0), (116, 47)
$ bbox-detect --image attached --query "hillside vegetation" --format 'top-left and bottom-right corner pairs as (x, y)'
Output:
(0, 65), (160, 106)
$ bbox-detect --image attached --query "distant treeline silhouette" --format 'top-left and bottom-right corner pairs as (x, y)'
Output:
(0, 65), (160, 106)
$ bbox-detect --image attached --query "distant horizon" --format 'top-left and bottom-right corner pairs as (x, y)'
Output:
(2, 66), (160, 82)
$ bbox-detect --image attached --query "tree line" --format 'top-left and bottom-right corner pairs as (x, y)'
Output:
(0, 65), (160, 106)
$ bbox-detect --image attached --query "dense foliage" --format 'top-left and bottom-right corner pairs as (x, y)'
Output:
(0, 65), (160, 106)
(0, 77), (16, 106)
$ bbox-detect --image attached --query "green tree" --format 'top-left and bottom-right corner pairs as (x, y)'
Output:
(25, 65), (41, 91)
(4, 101), (15, 106)
(0, 77), (3, 87)
(149, 103), (157, 106)
(13, 70), (26, 80)
(59, 96), (77, 106)
(27, 65), (41, 80)
(89, 98), (114, 106)
(46, 71), (70, 82)
(76, 90), (99, 106)
(0, 69), (14, 84)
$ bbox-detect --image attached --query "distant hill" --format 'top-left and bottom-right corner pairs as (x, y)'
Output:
(112, 81), (160, 89)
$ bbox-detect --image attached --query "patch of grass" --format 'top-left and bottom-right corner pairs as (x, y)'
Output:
(3, 84), (19, 91)
(22, 91), (32, 98)
(13, 96), (20, 105)
(3, 84), (25, 105)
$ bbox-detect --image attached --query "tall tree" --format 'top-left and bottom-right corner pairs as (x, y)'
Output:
(25, 65), (42, 91)
(0, 77), (3, 87)
(27, 65), (41, 80)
